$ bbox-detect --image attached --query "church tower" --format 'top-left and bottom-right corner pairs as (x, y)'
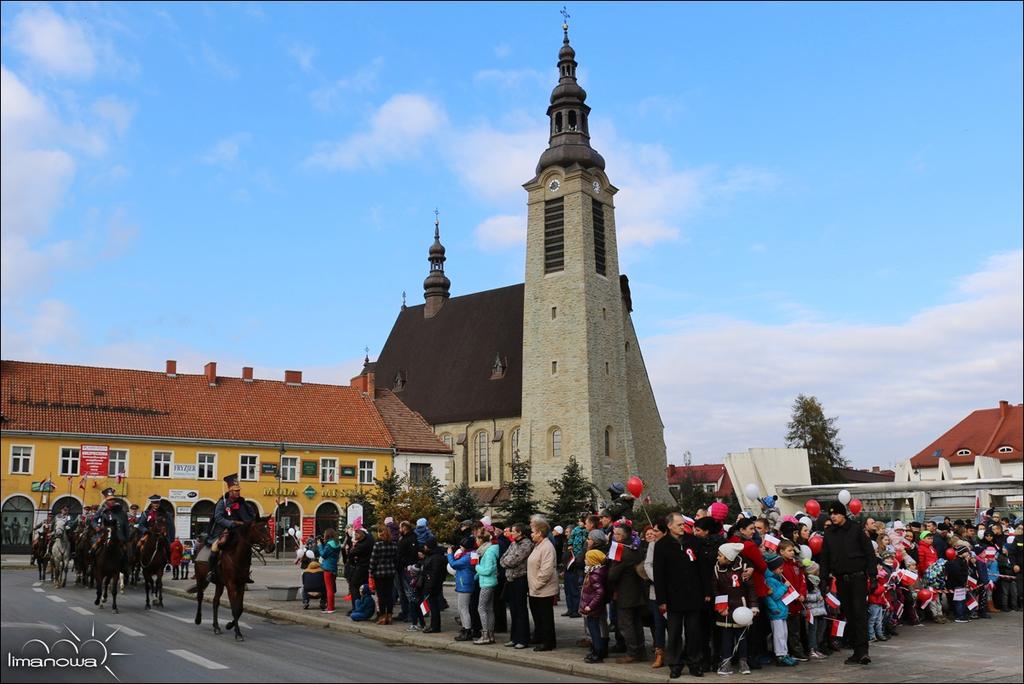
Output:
(521, 20), (668, 500)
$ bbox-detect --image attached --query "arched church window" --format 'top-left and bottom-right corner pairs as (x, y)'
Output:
(511, 427), (520, 460)
(474, 431), (491, 482)
(568, 110), (578, 131)
(551, 428), (562, 459)
(555, 112), (563, 133)
(605, 427), (612, 457)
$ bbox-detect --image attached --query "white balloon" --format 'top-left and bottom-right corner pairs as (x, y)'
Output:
(744, 484), (760, 500)
(838, 490), (852, 505)
(800, 544), (812, 561)
(799, 516), (813, 529)
(732, 606), (754, 626)
(305, 549), (314, 559)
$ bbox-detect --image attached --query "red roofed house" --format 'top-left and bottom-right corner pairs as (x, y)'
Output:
(666, 464), (734, 502)
(908, 400), (1023, 481)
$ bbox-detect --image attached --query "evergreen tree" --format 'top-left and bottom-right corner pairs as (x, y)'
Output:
(369, 467), (405, 518)
(785, 394), (850, 484)
(498, 456), (539, 525)
(446, 481), (483, 523)
(546, 456), (598, 525)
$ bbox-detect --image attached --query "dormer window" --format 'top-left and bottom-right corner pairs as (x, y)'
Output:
(393, 370), (406, 392)
(955, 448), (971, 457)
(997, 445), (1014, 454)
(490, 354), (508, 380)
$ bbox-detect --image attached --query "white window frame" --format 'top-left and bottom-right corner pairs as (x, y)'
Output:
(955, 449), (972, 457)
(108, 449), (128, 478)
(358, 459), (376, 485)
(474, 431), (491, 482)
(59, 447), (80, 477)
(239, 454), (259, 481)
(10, 444), (34, 475)
(197, 452), (217, 480)
(153, 450), (173, 479)
(551, 428), (562, 459)
(997, 445), (1014, 454)
(320, 457), (338, 484)
(280, 456), (299, 483)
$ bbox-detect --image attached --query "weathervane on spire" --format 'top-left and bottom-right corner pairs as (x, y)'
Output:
(561, 6), (570, 28)
(433, 208), (440, 238)
(401, 290), (407, 309)
(364, 346), (370, 364)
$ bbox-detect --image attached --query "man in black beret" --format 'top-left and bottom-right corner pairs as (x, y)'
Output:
(818, 501), (875, 665)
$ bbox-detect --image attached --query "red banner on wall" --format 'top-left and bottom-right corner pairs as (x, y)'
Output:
(81, 445), (109, 477)
(302, 516), (315, 540)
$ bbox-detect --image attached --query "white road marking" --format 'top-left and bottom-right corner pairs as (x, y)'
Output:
(32, 587), (45, 593)
(3, 622), (61, 632)
(168, 649), (228, 670)
(151, 609), (252, 630)
(46, 595), (67, 603)
(70, 606), (94, 615)
(32, 581), (42, 587)
(106, 624), (145, 637)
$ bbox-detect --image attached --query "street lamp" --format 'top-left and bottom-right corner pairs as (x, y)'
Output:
(276, 441), (285, 559)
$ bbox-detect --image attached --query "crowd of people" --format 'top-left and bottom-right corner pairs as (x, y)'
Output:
(292, 501), (1023, 678)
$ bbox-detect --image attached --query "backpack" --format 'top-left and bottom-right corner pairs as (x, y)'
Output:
(924, 558), (947, 589)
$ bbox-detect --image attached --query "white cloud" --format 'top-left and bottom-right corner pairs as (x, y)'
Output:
(202, 132), (250, 166)
(310, 58), (384, 112)
(474, 68), (547, 90)
(288, 42), (316, 72)
(645, 250), (1024, 469)
(10, 6), (97, 78)
(305, 94), (447, 170)
(102, 207), (140, 258)
(475, 214), (527, 250)
(445, 119), (548, 203)
(92, 97), (136, 136)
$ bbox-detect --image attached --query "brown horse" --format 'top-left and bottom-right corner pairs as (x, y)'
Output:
(139, 517), (169, 609)
(93, 523), (125, 614)
(32, 533), (50, 581)
(193, 517), (274, 641)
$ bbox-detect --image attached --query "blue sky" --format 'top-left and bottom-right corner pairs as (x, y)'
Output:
(2, 2), (1022, 470)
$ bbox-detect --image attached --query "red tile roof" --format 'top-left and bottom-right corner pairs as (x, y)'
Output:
(1, 360), (394, 449)
(665, 464), (734, 498)
(374, 390), (453, 455)
(910, 401), (1023, 467)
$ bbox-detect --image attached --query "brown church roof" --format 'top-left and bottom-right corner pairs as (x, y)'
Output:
(374, 390), (453, 455)
(373, 284), (524, 425)
(1, 360), (394, 449)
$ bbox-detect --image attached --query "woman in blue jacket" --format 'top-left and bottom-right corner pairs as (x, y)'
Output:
(447, 540), (478, 642)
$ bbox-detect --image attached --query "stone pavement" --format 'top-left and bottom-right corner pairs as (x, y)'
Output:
(5, 556), (1021, 682)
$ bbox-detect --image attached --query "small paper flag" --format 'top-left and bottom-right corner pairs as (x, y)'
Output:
(965, 596), (979, 611)
(608, 540), (624, 562)
(830, 619), (846, 637)
(782, 586), (800, 605)
(899, 569), (918, 586)
(420, 599), (430, 616)
(825, 592), (841, 610)
(762, 534), (780, 552)
(715, 594), (729, 611)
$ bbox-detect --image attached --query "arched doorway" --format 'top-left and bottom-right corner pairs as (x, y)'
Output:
(51, 496), (82, 519)
(190, 500), (216, 540)
(274, 502), (301, 552)
(315, 502), (341, 536)
(2, 495), (36, 554)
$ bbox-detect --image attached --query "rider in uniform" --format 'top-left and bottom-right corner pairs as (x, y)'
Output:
(47, 505), (72, 556)
(91, 488), (130, 552)
(127, 503), (141, 526)
(193, 473), (254, 588)
(136, 494), (174, 558)
(31, 514), (54, 564)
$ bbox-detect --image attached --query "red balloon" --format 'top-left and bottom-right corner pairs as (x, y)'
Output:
(848, 499), (863, 515)
(804, 499), (821, 517)
(917, 588), (933, 605)
(808, 534), (824, 555)
(626, 476), (644, 498)
(945, 547), (956, 560)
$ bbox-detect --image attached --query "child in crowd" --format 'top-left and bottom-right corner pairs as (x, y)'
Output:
(765, 554), (797, 667)
(922, 552), (948, 624)
(944, 542), (970, 623)
(777, 540), (808, 661)
(713, 542), (758, 675)
(350, 583), (376, 621)
(867, 558), (889, 641)
(579, 549), (609, 663)
(405, 549), (426, 631)
(803, 561), (827, 659)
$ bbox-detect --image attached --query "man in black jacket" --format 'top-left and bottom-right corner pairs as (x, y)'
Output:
(395, 520), (420, 621)
(656, 512), (712, 678)
(818, 501), (876, 665)
(693, 516), (725, 672)
(607, 524), (647, 663)
(420, 539), (447, 633)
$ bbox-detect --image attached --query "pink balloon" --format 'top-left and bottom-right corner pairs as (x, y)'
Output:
(627, 476), (644, 498)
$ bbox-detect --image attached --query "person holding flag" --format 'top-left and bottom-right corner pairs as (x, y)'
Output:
(765, 554), (798, 666)
(818, 500), (876, 665)
(608, 522), (647, 665)
(712, 542), (758, 675)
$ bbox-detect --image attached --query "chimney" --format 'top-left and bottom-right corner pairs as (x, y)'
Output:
(872, 466), (880, 473)
(284, 370), (302, 386)
(351, 371), (376, 397)
(242, 367), (254, 382)
(1000, 400), (1009, 418)
(165, 360), (177, 377)
(204, 361), (217, 386)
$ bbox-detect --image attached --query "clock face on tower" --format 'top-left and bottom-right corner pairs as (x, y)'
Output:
(548, 179), (561, 192)
(592, 180), (601, 194)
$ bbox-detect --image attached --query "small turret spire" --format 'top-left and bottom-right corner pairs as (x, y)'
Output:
(423, 209), (451, 318)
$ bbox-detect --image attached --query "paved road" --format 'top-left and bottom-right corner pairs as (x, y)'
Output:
(1, 570), (597, 683)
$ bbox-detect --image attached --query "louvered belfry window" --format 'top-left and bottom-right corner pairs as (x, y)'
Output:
(544, 198), (565, 273)
(592, 198), (606, 275)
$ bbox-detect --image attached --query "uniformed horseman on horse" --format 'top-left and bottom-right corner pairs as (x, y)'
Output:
(189, 473), (255, 588)
(92, 488), (130, 612)
(135, 495), (174, 564)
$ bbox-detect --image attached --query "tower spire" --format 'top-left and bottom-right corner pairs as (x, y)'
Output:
(423, 209), (451, 318)
(535, 10), (605, 174)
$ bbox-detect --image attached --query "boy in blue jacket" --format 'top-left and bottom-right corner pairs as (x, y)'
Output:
(765, 554), (798, 667)
(350, 584), (376, 621)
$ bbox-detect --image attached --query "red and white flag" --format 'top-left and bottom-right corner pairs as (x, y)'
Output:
(806, 609), (814, 625)
(965, 595), (979, 611)
(830, 619), (846, 637)
(967, 576), (978, 589)
(470, 551), (480, 566)
(825, 592), (841, 610)
(782, 586), (800, 605)
(895, 602), (905, 620)
(682, 515), (695, 526)
(78, 476), (86, 491)
(420, 599), (430, 616)
(762, 534), (780, 552)
(1007, 535), (1016, 545)
(608, 540), (624, 562)
(899, 569), (918, 587)
(715, 594), (729, 611)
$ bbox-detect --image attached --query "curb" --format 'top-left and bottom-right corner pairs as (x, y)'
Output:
(162, 585), (669, 682)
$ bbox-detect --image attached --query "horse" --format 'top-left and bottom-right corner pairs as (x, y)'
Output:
(74, 525), (96, 587)
(93, 522), (126, 614)
(31, 533), (50, 581)
(48, 523), (71, 588)
(193, 517), (274, 641)
(138, 517), (169, 609)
